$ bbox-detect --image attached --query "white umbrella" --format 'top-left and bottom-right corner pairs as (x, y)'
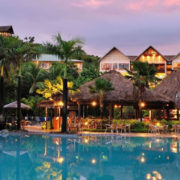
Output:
(3, 101), (31, 110)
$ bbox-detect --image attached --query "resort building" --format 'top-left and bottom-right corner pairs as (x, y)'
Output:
(99, 47), (130, 76)
(100, 46), (179, 79)
(32, 54), (84, 73)
(0, 26), (14, 36)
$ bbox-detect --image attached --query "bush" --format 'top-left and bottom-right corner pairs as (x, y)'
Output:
(130, 122), (149, 133)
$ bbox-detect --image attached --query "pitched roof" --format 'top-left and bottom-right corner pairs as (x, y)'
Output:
(99, 47), (130, 62)
(134, 46), (169, 62)
(0, 26), (14, 34)
(33, 54), (83, 62)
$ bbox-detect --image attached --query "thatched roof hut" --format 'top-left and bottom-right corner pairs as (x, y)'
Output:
(73, 71), (172, 108)
(154, 70), (180, 108)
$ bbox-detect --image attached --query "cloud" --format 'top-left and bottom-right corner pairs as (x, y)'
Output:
(127, 0), (159, 11)
(164, 0), (180, 7)
(72, 0), (113, 8)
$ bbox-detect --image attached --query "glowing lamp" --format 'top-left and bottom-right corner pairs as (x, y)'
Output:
(91, 101), (97, 107)
(58, 101), (64, 107)
(139, 101), (146, 108)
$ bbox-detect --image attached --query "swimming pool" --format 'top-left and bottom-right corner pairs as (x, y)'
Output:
(0, 134), (180, 180)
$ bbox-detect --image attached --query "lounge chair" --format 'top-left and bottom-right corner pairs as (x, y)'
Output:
(105, 124), (117, 133)
(149, 125), (159, 133)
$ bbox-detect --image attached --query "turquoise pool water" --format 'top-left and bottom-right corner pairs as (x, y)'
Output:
(0, 135), (180, 180)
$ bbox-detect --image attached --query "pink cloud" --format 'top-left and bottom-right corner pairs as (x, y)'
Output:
(164, 0), (180, 7)
(127, 0), (159, 11)
(72, 0), (113, 8)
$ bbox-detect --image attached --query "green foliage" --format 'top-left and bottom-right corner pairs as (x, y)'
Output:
(44, 33), (84, 78)
(21, 96), (43, 115)
(21, 62), (48, 95)
(75, 66), (99, 87)
(88, 78), (114, 95)
(126, 61), (160, 99)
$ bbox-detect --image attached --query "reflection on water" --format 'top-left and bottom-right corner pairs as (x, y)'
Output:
(0, 135), (180, 180)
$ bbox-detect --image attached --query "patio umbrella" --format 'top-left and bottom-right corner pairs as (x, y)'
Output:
(3, 101), (31, 110)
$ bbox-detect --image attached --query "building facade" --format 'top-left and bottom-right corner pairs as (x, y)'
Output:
(33, 54), (84, 73)
(99, 47), (130, 76)
(100, 46), (179, 79)
(0, 26), (14, 36)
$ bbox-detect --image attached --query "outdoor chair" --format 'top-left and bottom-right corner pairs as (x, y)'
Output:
(172, 125), (180, 133)
(105, 124), (117, 133)
(116, 124), (126, 133)
(126, 124), (131, 133)
(149, 125), (159, 133)
(161, 125), (168, 133)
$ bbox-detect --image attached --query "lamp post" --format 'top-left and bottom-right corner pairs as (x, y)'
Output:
(175, 93), (179, 120)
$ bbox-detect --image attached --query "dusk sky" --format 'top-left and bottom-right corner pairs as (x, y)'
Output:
(1, 0), (180, 56)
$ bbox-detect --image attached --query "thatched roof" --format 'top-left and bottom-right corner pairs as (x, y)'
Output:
(73, 71), (172, 108)
(0, 26), (14, 34)
(155, 70), (180, 108)
(3, 101), (31, 109)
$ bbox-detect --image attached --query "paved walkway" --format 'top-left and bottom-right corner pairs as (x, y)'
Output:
(23, 125), (180, 138)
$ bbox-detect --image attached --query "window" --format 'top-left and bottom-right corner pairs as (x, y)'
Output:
(119, 63), (129, 70)
(101, 63), (112, 71)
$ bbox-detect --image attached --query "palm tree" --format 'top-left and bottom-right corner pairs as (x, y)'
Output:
(21, 62), (48, 94)
(8, 36), (40, 130)
(126, 61), (160, 121)
(0, 36), (14, 120)
(45, 34), (84, 132)
(88, 78), (114, 120)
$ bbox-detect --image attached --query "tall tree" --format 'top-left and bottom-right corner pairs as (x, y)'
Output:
(0, 36), (16, 120)
(45, 34), (83, 132)
(21, 62), (48, 95)
(126, 61), (160, 121)
(88, 78), (114, 120)
(8, 36), (40, 130)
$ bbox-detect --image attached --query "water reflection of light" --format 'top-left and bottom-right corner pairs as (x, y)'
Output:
(91, 159), (96, 164)
(56, 157), (64, 164)
(146, 171), (162, 180)
(171, 142), (178, 153)
(156, 139), (161, 143)
(140, 156), (146, 163)
(166, 156), (170, 160)
(84, 138), (89, 144)
(149, 142), (152, 149)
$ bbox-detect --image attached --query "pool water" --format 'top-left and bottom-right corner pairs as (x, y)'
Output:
(0, 135), (180, 180)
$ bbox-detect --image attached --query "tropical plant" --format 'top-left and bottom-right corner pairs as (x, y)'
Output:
(125, 61), (160, 121)
(36, 76), (75, 100)
(126, 61), (159, 98)
(45, 34), (84, 132)
(7, 36), (40, 129)
(21, 62), (48, 94)
(88, 78), (114, 119)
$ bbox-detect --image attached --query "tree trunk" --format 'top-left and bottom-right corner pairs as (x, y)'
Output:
(177, 109), (179, 120)
(62, 78), (68, 133)
(17, 76), (21, 130)
(0, 75), (4, 117)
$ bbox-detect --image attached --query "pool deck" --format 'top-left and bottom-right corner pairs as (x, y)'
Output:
(21, 125), (180, 138)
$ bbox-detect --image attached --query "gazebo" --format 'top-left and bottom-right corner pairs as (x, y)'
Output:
(73, 71), (173, 120)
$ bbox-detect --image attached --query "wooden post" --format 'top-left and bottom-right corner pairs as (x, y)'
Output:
(45, 107), (48, 129)
(108, 104), (113, 123)
(121, 105), (123, 119)
(78, 103), (81, 120)
(177, 109), (179, 120)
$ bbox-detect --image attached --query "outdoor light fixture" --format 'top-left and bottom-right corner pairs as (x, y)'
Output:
(58, 101), (64, 107)
(114, 104), (121, 109)
(139, 101), (146, 108)
(91, 101), (97, 107)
